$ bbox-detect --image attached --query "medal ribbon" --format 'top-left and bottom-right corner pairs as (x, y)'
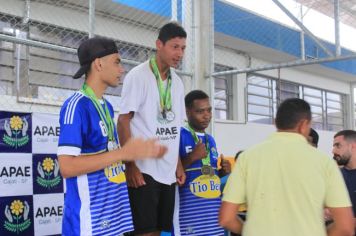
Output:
(150, 56), (172, 114)
(187, 125), (211, 166)
(81, 83), (115, 143)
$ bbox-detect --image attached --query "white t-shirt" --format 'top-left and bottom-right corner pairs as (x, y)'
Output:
(120, 60), (186, 185)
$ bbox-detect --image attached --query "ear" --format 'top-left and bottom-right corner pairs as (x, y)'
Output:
(298, 119), (311, 138)
(186, 108), (191, 118)
(156, 39), (163, 51)
(92, 58), (102, 72)
(350, 142), (356, 151)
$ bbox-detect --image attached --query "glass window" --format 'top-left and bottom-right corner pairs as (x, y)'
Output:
(277, 80), (299, 101)
(325, 91), (345, 131)
(214, 64), (233, 120)
(247, 74), (274, 124)
(246, 73), (346, 131)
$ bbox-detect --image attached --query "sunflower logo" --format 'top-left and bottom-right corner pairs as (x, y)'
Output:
(4, 200), (31, 234)
(37, 158), (61, 189)
(10, 200), (24, 216)
(3, 115), (29, 149)
(42, 158), (54, 172)
(10, 116), (23, 131)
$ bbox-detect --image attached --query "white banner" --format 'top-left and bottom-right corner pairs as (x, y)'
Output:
(32, 113), (60, 154)
(33, 193), (64, 236)
(0, 153), (33, 197)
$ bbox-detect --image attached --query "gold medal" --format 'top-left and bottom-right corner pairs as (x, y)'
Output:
(201, 165), (213, 176)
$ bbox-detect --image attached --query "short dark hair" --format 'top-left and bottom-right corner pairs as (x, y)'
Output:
(309, 128), (319, 146)
(158, 22), (187, 44)
(275, 98), (311, 130)
(185, 90), (209, 109)
(334, 130), (356, 143)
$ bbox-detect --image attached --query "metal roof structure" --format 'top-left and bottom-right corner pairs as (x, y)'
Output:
(297, 0), (356, 29)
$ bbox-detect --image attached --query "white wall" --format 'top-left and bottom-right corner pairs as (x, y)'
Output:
(214, 120), (336, 158)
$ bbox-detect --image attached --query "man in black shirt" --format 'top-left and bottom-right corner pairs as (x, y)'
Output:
(333, 130), (356, 230)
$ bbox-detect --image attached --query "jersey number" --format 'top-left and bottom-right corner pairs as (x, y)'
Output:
(99, 121), (108, 137)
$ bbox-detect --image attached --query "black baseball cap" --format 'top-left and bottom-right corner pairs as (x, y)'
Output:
(73, 37), (118, 79)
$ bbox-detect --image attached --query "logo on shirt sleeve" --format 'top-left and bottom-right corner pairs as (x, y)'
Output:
(211, 147), (218, 159)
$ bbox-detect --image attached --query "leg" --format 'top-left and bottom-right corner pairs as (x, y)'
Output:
(128, 174), (161, 235)
(157, 182), (176, 232)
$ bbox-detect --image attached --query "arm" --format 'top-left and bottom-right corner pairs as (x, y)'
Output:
(326, 207), (354, 236)
(59, 137), (166, 178)
(117, 112), (133, 147)
(219, 201), (244, 234)
(176, 157), (186, 186)
(117, 112), (146, 188)
(181, 140), (207, 169)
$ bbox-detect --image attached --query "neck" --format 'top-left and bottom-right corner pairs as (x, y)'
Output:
(189, 123), (205, 133)
(345, 156), (356, 170)
(85, 76), (107, 99)
(155, 54), (170, 80)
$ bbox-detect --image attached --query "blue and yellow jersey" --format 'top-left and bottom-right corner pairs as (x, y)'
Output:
(174, 127), (224, 236)
(58, 91), (133, 236)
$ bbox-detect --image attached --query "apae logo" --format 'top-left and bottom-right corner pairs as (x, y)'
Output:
(4, 200), (31, 234)
(36, 158), (61, 189)
(3, 116), (29, 149)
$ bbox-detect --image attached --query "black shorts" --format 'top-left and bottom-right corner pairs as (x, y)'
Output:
(127, 173), (176, 234)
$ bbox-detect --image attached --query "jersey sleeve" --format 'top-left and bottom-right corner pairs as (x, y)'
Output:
(324, 159), (352, 208)
(119, 69), (144, 115)
(57, 97), (84, 156)
(179, 128), (188, 159)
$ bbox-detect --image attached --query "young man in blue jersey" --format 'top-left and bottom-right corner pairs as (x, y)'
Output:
(118, 22), (187, 236)
(57, 37), (167, 236)
(173, 90), (231, 236)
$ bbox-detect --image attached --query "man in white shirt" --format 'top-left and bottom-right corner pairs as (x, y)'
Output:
(118, 22), (187, 236)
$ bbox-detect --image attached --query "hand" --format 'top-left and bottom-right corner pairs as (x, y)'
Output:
(37, 162), (45, 178)
(119, 138), (167, 161)
(125, 162), (146, 188)
(54, 159), (60, 177)
(23, 201), (29, 220)
(22, 118), (28, 136)
(220, 154), (232, 175)
(4, 120), (11, 136)
(190, 139), (207, 161)
(176, 159), (186, 186)
(5, 205), (13, 223)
